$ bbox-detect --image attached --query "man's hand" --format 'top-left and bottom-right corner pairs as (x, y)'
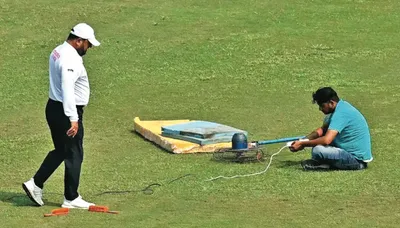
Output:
(289, 141), (304, 152)
(67, 121), (79, 138)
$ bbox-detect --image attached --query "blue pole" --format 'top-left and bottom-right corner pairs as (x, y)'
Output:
(256, 136), (306, 146)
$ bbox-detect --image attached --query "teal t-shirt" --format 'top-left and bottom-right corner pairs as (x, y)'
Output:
(324, 100), (372, 161)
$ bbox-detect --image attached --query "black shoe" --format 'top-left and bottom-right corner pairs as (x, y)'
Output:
(301, 159), (330, 171)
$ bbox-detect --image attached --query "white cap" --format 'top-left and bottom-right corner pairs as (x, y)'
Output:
(70, 23), (100, 46)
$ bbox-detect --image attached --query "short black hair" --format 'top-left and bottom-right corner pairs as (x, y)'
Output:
(67, 33), (80, 41)
(312, 87), (340, 105)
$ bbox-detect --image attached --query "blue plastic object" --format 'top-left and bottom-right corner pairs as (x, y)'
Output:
(231, 133), (248, 150)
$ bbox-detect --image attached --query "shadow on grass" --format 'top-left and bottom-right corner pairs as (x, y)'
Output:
(276, 160), (340, 172)
(0, 191), (60, 207)
(277, 160), (302, 168)
(130, 130), (175, 155)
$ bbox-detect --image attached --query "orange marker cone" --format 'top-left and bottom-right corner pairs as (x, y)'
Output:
(44, 208), (69, 217)
(88, 205), (119, 214)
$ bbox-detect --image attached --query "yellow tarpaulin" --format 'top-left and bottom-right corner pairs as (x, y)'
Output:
(133, 117), (232, 154)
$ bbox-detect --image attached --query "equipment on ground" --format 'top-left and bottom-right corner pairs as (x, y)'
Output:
(213, 133), (305, 163)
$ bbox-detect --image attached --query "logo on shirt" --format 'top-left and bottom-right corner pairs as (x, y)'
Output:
(51, 50), (61, 61)
(67, 69), (74, 72)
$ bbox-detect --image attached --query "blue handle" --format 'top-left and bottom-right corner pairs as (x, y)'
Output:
(256, 136), (306, 146)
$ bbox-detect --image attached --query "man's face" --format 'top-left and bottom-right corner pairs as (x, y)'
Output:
(76, 39), (92, 56)
(318, 101), (335, 114)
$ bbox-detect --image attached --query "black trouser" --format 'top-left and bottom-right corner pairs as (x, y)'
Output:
(34, 99), (84, 201)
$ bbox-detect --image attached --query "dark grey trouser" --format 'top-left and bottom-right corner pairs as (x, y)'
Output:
(34, 99), (84, 200)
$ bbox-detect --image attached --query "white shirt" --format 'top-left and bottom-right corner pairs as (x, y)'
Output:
(48, 42), (90, 122)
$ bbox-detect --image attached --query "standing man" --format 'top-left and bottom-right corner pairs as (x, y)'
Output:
(290, 87), (373, 171)
(23, 23), (100, 208)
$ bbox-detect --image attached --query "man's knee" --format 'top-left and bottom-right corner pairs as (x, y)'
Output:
(311, 145), (326, 159)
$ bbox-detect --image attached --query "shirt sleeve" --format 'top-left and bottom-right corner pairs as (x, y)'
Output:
(60, 63), (80, 122)
(328, 111), (349, 133)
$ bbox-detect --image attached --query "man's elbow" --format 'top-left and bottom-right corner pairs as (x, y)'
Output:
(321, 137), (333, 145)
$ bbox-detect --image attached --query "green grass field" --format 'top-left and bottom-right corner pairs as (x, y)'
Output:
(1, 0), (400, 227)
